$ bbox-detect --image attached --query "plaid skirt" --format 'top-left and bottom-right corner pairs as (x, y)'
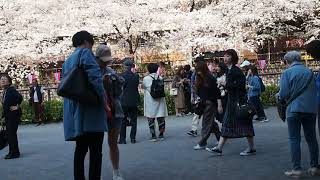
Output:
(221, 94), (255, 138)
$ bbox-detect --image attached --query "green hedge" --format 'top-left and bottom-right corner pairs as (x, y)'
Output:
(261, 85), (280, 107)
(0, 86), (279, 124)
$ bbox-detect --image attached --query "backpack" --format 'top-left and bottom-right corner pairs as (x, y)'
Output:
(150, 75), (165, 99)
(258, 76), (265, 93)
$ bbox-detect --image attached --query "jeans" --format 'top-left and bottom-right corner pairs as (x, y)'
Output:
(287, 113), (319, 170)
(120, 106), (138, 141)
(249, 96), (266, 119)
(74, 132), (104, 180)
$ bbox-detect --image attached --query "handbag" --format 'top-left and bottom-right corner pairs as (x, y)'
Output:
(236, 102), (255, 122)
(0, 123), (8, 150)
(170, 88), (178, 96)
(57, 49), (100, 106)
(276, 71), (314, 122)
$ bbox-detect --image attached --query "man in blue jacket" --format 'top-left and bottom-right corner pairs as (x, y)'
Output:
(279, 51), (320, 178)
(62, 31), (107, 180)
(119, 58), (140, 144)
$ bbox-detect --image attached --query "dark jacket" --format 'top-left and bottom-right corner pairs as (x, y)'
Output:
(226, 65), (247, 103)
(29, 85), (43, 104)
(120, 69), (140, 108)
(2, 86), (23, 120)
(196, 74), (221, 103)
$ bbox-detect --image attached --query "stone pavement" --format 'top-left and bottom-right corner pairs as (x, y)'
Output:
(0, 107), (319, 180)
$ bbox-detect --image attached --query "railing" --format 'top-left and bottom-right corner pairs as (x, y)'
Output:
(8, 70), (319, 101)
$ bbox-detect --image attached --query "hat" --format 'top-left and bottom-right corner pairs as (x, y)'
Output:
(96, 45), (112, 62)
(123, 58), (134, 67)
(240, 60), (251, 67)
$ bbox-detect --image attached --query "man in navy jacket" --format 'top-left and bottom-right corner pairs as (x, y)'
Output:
(119, 58), (140, 144)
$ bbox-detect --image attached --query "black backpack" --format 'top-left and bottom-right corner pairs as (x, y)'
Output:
(258, 76), (266, 93)
(150, 75), (165, 99)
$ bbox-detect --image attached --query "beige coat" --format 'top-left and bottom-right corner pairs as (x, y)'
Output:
(172, 75), (186, 109)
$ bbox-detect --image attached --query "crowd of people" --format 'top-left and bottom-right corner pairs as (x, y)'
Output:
(1, 30), (320, 180)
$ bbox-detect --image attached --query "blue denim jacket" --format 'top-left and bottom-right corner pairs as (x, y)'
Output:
(62, 48), (108, 141)
(247, 75), (261, 97)
(279, 62), (317, 118)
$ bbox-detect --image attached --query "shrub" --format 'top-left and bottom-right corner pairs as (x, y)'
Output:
(261, 85), (280, 106)
(0, 86), (280, 124)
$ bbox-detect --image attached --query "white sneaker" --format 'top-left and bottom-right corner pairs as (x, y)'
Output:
(284, 170), (305, 178)
(193, 144), (205, 150)
(240, 149), (256, 156)
(113, 175), (125, 180)
(261, 118), (269, 122)
(308, 167), (320, 176)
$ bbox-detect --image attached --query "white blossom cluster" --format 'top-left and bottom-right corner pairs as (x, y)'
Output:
(0, 0), (319, 61)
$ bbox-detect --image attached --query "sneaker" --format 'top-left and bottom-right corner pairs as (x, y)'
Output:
(149, 137), (157, 142)
(113, 175), (125, 180)
(206, 147), (222, 156)
(193, 144), (206, 150)
(187, 130), (198, 137)
(284, 170), (305, 178)
(158, 135), (165, 141)
(176, 113), (182, 117)
(261, 117), (269, 122)
(131, 139), (136, 144)
(308, 167), (320, 176)
(240, 149), (256, 156)
(118, 141), (126, 144)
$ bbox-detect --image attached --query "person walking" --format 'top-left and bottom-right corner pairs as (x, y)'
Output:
(187, 56), (205, 137)
(143, 63), (168, 142)
(62, 31), (107, 180)
(193, 62), (223, 150)
(119, 58), (140, 144)
(279, 51), (320, 178)
(95, 44), (125, 180)
(1, 74), (23, 159)
(172, 66), (186, 117)
(29, 78), (45, 126)
(183, 64), (193, 115)
(306, 40), (320, 138)
(247, 65), (268, 122)
(206, 49), (256, 156)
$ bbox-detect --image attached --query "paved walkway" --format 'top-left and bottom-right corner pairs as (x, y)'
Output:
(0, 107), (319, 180)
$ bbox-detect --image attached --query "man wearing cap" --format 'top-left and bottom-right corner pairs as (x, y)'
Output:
(119, 58), (140, 144)
(96, 44), (125, 180)
(240, 60), (251, 71)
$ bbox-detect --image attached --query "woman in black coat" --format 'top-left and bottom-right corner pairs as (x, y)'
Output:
(206, 49), (256, 156)
(1, 74), (23, 159)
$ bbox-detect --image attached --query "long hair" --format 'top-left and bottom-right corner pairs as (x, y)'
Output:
(195, 62), (210, 91)
(175, 66), (184, 77)
(249, 65), (259, 76)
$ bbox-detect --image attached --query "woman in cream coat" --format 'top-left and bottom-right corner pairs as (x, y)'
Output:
(143, 63), (168, 142)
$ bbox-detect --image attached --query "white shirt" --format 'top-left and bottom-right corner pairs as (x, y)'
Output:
(33, 87), (44, 103)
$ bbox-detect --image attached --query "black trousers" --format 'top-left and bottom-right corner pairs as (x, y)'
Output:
(74, 132), (104, 180)
(249, 96), (266, 119)
(120, 106), (138, 141)
(5, 117), (20, 156)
